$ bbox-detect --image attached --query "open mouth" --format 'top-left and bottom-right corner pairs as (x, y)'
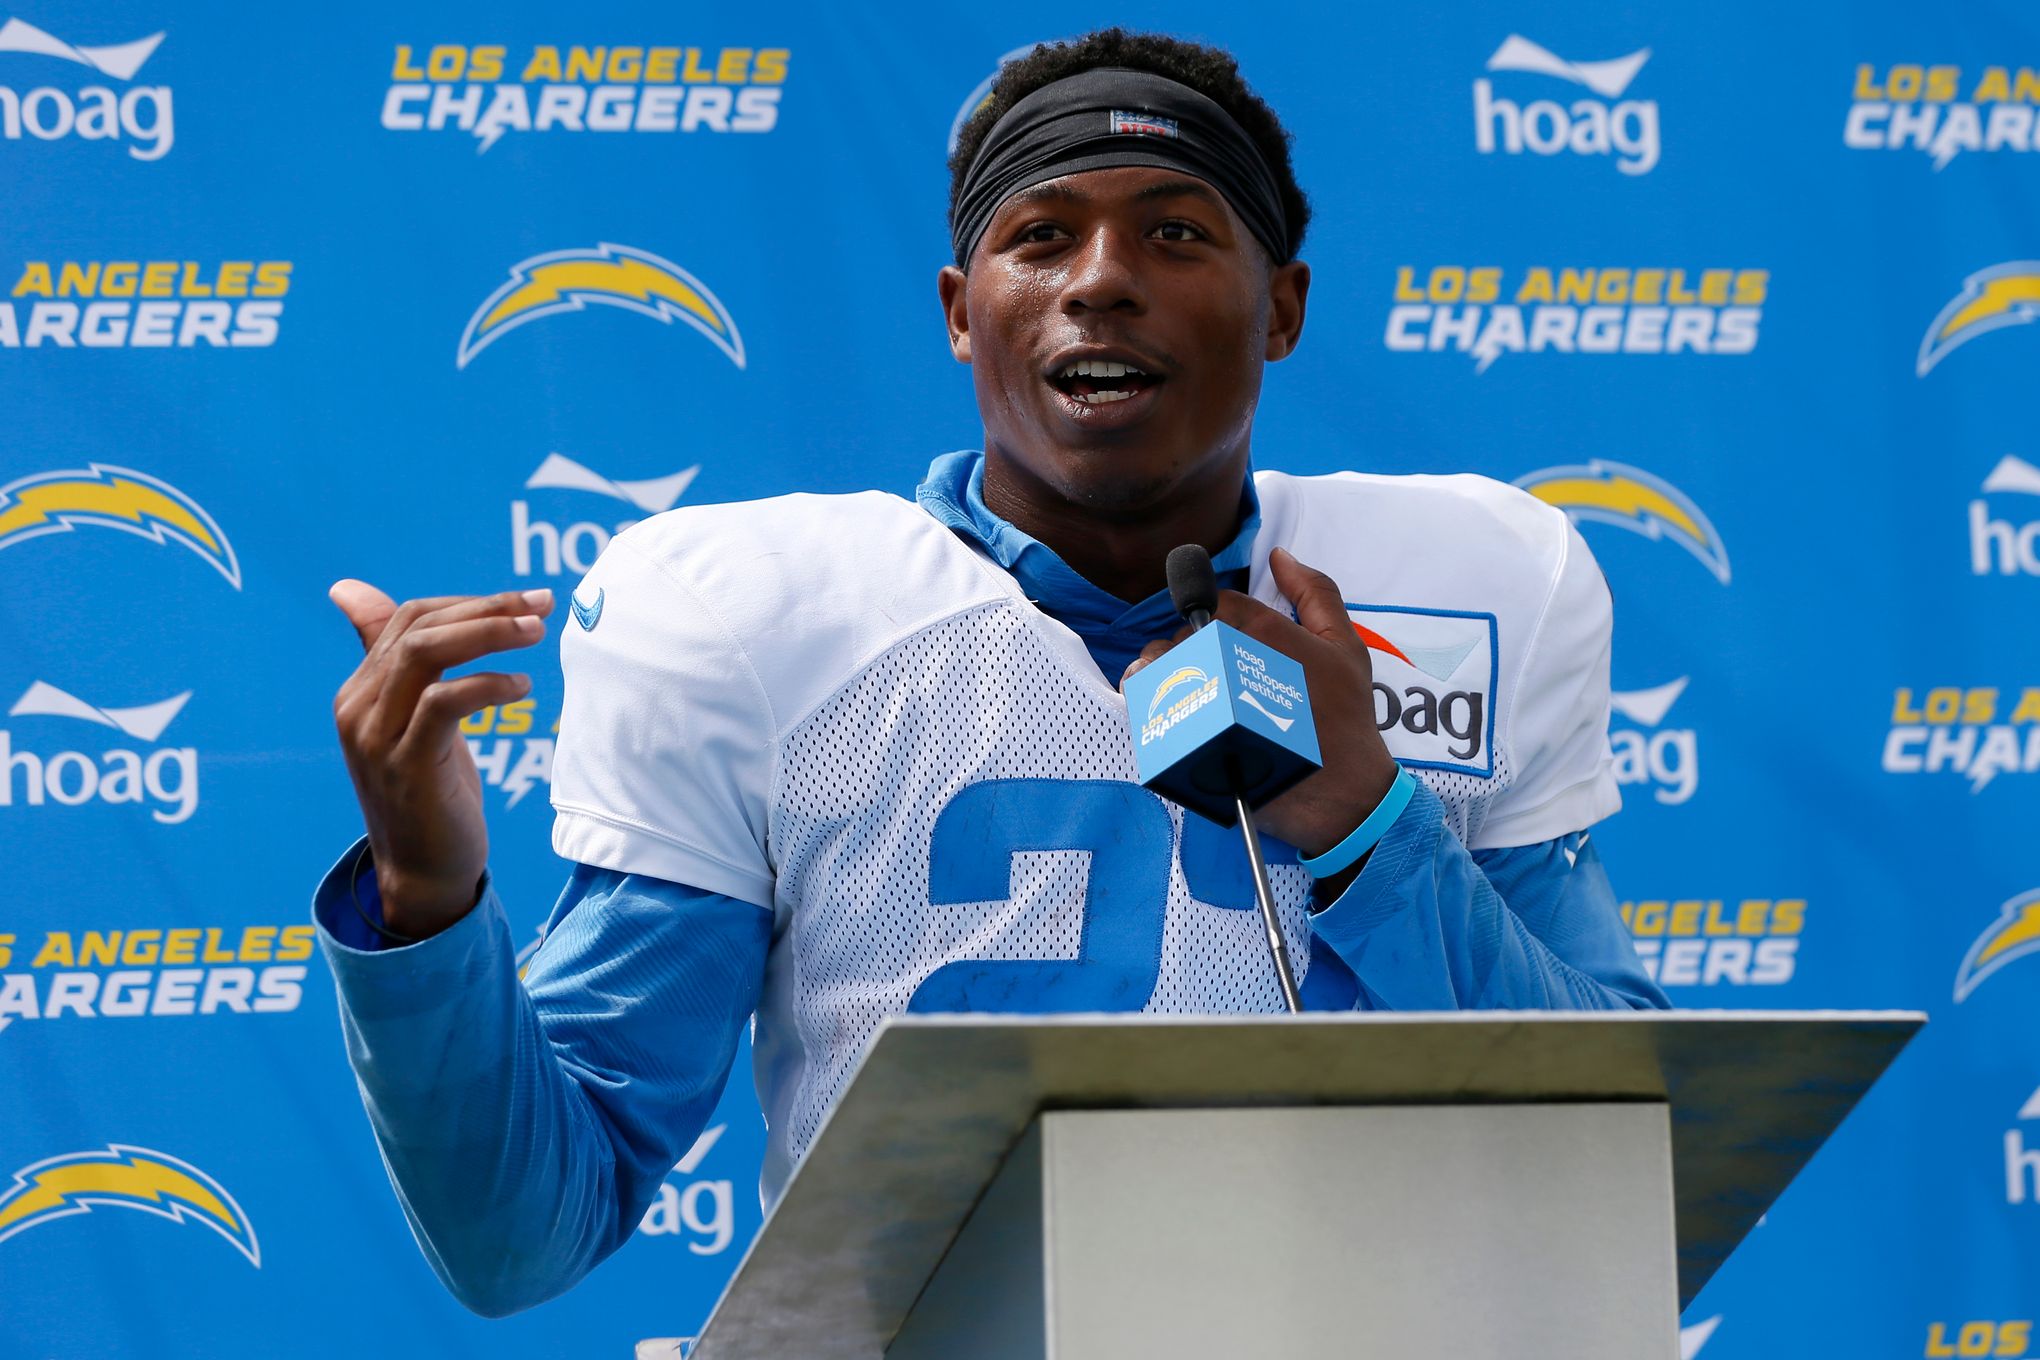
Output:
(1046, 358), (1165, 407)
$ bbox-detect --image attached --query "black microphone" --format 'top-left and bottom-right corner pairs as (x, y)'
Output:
(1124, 543), (1314, 1011)
(1166, 543), (1218, 631)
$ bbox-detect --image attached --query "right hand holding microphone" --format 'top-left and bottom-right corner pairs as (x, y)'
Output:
(1120, 547), (1399, 860)
(328, 581), (554, 941)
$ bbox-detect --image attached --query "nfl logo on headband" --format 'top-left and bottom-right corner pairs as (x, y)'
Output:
(1110, 109), (1180, 138)
(953, 69), (1290, 266)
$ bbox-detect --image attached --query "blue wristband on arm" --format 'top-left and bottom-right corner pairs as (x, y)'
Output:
(1298, 767), (1418, 880)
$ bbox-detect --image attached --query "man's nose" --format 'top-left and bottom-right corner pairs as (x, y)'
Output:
(1059, 226), (1147, 315)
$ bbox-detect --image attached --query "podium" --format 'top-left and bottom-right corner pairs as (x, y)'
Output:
(690, 1011), (1920, 1359)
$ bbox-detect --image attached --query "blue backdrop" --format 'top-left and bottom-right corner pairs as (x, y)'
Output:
(3, 3), (2037, 1356)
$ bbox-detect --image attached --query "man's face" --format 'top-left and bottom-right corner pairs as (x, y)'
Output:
(939, 165), (1308, 516)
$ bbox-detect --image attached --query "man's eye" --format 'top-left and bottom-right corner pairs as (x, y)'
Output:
(1018, 222), (1068, 243)
(1152, 220), (1206, 242)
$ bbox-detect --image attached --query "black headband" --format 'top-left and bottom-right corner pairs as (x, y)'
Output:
(950, 66), (1292, 268)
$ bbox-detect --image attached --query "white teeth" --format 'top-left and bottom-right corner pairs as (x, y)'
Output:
(1058, 359), (1147, 379)
(1077, 389), (1134, 404)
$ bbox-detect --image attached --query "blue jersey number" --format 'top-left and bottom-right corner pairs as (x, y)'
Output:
(907, 778), (1356, 1012)
(1176, 812), (1294, 906)
(908, 779), (1172, 1012)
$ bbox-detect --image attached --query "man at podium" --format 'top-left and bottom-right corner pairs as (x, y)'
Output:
(313, 29), (1667, 1317)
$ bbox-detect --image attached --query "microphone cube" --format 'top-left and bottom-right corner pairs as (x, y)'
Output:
(1122, 621), (1322, 826)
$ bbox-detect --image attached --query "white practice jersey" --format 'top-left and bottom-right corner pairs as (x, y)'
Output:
(550, 469), (1619, 1199)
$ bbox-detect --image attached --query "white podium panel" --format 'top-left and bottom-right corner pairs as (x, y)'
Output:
(893, 1104), (1678, 1360)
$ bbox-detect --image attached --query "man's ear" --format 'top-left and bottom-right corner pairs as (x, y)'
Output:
(937, 265), (972, 363)
(1264, 258), (1310, 362)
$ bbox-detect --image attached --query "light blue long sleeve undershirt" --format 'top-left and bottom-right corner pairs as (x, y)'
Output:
(317, 855), (768, 1317)
(313, 781), (1665, 1317)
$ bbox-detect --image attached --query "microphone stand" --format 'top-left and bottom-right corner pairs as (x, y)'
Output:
(1181, 592), (1303, 1016)
(1235, 790), (1303, 1014)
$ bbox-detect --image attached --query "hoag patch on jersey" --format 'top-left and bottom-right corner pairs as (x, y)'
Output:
(1347, 604), (1499, 777)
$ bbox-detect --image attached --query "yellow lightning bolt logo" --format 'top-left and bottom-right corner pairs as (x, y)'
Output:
(1146, 666), (1212, 720)
(0, 464), (241, 588)
(1955, 890), (2040, 1003)
(1919, 262), (2040, 375)
(457, 243), (746, 370)
(0, 1145), (260, 1265)
(1514, 459), (1730, 585)
(948, 46), (1036, 157)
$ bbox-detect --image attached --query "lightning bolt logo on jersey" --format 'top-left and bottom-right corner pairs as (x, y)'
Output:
(551, 466), (1617, 1200)
(457, 243), (744, 369)
(0, 463), (240, 587)
(0, 1145), (259, 1265)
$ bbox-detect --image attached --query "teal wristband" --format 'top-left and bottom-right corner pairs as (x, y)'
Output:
(1298, 768), (1418, 880)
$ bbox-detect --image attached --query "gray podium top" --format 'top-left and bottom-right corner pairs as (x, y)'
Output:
(691, 1010), (1921, 1359)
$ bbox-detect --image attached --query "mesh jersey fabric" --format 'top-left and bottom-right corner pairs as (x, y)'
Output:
(550, 465), (1626, 1199)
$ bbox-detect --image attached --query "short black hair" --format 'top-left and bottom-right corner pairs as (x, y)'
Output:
(948, 29), (1311, 263)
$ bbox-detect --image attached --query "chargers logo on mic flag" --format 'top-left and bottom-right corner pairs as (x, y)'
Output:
(1918, 262), (2040, 375)
(457, 244), (745, 369)
(0, 464), (241, 588)
(1143, 664), (1220, 731)
(1123, 621), (1320, 825)
(0, 1145), (259, 1266)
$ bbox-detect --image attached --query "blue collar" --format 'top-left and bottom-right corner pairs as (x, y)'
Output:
(916, 450), (1260, 680)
